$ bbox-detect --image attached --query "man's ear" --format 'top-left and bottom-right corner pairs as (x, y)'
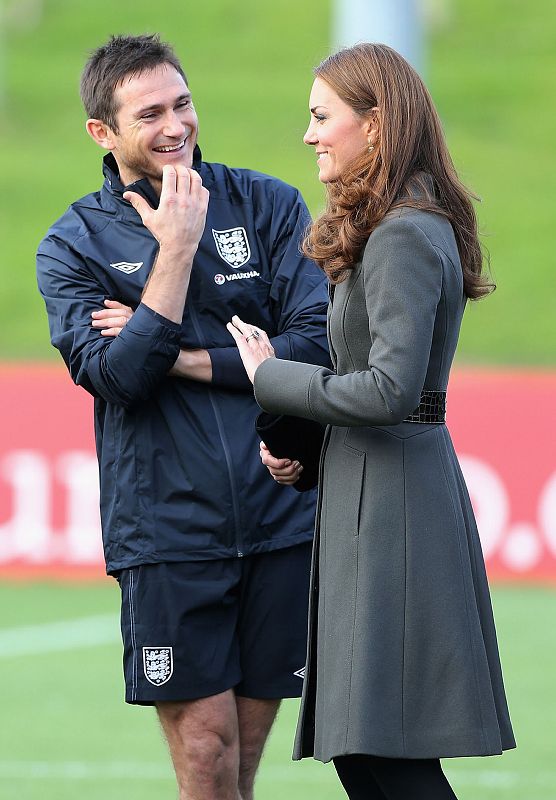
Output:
(86, 118), (117, 151)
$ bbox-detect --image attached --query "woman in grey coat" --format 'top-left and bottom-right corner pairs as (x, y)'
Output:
(228, 43), (515, 799)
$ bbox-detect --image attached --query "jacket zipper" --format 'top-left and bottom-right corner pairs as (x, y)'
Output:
(188, 306), (244, 557)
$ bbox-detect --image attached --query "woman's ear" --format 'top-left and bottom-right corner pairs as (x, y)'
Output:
(366, 106), (380, 147)
(85, 118), (117, 151)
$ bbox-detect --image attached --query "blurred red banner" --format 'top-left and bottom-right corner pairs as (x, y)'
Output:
(1, 364), (555, 582)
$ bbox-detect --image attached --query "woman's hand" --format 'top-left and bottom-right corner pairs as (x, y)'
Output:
(91, 299), (133, 336)
(226, 314), (275, 384)
(260, 442), (303, 485)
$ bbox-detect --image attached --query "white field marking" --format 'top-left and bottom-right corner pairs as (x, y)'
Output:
(0, 762), (553, 788)
(0, 762), (326, 782)
(0, 761), (172, 780)
(0, 614), (120, 658)
(447, 768), (518, 788)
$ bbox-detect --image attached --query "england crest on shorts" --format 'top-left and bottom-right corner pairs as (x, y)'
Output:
(212, 227), (251, 269)
(143, 647), (173, 686)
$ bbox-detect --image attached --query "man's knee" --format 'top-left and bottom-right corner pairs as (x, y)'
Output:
(186, 727), (238, 775)
(157, 697), (239, 776)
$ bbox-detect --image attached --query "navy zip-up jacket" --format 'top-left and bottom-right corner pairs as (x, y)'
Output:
(37, 149), (329, 574)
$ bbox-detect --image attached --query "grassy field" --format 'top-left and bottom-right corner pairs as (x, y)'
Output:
(0, 3), (554, 796)
(0, 581), (554, 799)
(0, 0), (555, 363)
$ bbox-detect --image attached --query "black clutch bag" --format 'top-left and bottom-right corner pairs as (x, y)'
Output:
(255, 412), (325, 492)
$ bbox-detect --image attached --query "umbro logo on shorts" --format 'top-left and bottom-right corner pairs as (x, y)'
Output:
(293, 667), (306, 679)
(143, 646), (173, 686)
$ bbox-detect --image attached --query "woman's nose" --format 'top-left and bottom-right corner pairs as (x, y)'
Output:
(303, 124), (317, 145)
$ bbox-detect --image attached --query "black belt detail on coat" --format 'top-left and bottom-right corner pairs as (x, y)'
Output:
(404, 390), (446, 424)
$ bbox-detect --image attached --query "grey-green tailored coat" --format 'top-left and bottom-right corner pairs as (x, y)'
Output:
(254, 207), (516, 763)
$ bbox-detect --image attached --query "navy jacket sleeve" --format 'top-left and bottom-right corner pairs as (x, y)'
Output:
(207, 188), (330, 390)
(36, 233), (181, 408)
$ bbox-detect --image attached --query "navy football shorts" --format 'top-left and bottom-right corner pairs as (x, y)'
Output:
(117, 542), (312, 705)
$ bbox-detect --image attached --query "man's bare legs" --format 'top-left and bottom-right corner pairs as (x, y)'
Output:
(157, 690), (280, 800)
(236, 696), (280, 800)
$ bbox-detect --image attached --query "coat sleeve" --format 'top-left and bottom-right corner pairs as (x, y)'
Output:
(207, 188), (330, 390)
(254, 216), (443, 426)
(36, 234), (182, 408)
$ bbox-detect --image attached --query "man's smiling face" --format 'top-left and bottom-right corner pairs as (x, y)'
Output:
(109, 63), (199, 194)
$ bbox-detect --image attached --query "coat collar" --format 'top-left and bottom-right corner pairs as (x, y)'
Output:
(101, 145), (203, 216)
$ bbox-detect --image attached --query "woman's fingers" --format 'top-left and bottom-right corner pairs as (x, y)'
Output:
(226, 317), (275, 383)
(260, 442), (292, 469)
(226, 320), (243, 343)
(229, 315), (251, 337)
(272, 465), (303, 484)
(260, 442), (302, 484)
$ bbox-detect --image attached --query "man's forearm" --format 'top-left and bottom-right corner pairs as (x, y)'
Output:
(126, 164), (209, 324)
(141, 245), (196, 324)
(170, 348), (212, 382)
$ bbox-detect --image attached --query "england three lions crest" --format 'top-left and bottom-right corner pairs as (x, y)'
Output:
(143, 647), (173, 686)
(212, 227), (251, 269)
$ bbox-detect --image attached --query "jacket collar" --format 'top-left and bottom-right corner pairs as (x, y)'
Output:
(102, 145), (203, 214)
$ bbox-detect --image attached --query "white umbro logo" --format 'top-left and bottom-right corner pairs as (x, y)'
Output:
(109, 261), (144, 274)
(293, 667), (306, 679)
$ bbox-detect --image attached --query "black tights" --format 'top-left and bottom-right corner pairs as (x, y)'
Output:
(334, 754), (458, 800)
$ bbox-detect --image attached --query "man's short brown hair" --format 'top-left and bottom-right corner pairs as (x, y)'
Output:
(80, 33), (187, 132)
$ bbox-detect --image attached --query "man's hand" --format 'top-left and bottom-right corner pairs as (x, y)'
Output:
(124, 164), (208, 260)
(260, 442), (303, 485)
(226, 315), (275, 384)
(124, 165), (209, 324)
(92, 299), (133, 337)
(92, 299), (213, 382)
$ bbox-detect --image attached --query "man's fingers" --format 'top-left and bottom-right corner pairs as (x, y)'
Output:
(92, 309), (131, 320)
(103, 299), (132, 312)
(100, 326), (124, 337)
(92, 300), (133, 332)
(122, 190), (153, 221)
(186, 167), (203, 192)
(92, 315), (130, 328)
(172, 164), (191, 198)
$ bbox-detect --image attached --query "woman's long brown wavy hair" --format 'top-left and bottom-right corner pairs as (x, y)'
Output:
(302, 43), (493, 299)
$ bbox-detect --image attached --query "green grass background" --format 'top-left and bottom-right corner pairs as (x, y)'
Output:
(0, 2), (555, 798)
(0, 0), (554, 363)
(1, 582), (554, 799)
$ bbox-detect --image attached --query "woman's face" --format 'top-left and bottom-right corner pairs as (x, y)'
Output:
(304, 77), (374, 183)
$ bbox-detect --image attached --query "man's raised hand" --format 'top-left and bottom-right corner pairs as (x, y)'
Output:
(123, 165), (209, 324)
(123, 165), (209, 260)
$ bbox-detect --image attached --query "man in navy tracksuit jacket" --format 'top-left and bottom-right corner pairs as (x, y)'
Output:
(36, 34), (329, 800)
